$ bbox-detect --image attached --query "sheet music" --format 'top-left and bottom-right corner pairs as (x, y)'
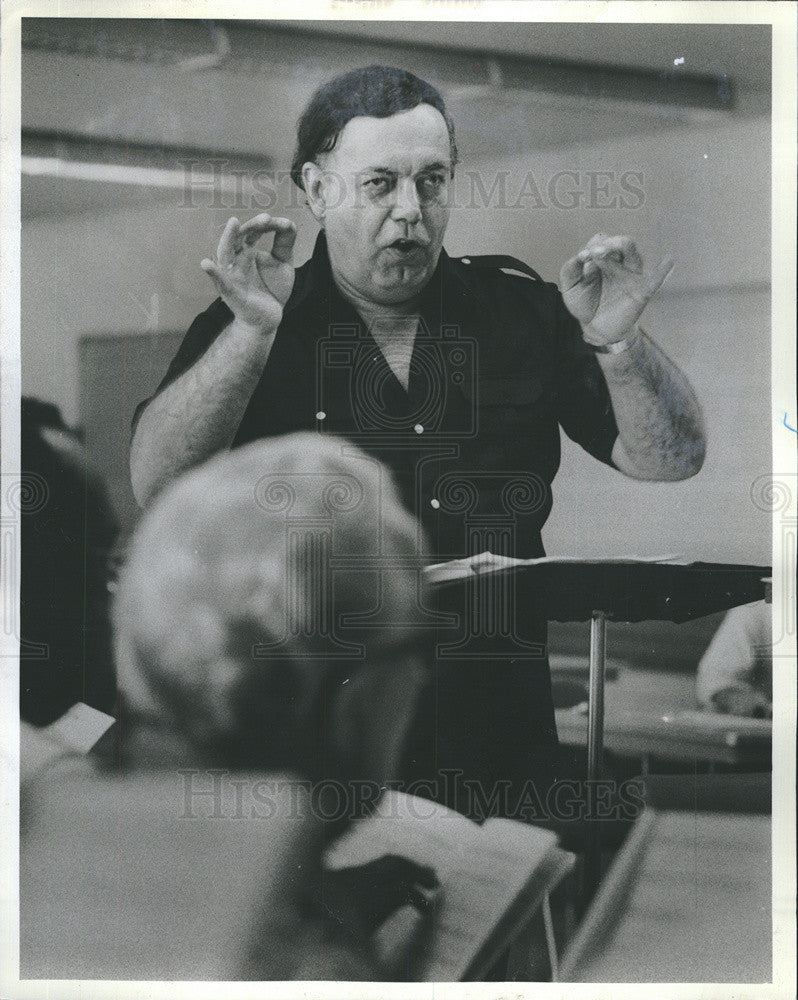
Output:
(423, 551), (687, 585)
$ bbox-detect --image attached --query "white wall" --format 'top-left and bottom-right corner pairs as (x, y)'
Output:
(22, 112), (771, 564)
(444, 113), (772, 564)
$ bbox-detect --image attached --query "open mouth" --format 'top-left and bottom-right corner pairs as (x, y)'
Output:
(388, 238), (426, 255)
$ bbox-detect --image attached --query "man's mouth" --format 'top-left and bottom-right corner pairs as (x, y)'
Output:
(387, 238), (427, 256)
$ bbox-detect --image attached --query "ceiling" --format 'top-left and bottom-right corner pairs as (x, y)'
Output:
(20, 18), (771, 219)
(278, 19), (772, 94)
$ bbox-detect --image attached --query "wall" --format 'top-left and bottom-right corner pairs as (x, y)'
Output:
(441, 113), (771, 564)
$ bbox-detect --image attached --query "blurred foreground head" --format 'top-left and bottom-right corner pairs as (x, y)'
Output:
(115, 433), (428, 783)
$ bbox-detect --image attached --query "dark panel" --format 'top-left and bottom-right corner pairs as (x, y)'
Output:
(79, 331), (184, 541)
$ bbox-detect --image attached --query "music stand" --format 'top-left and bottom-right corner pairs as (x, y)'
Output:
(431, 559), (771, 900)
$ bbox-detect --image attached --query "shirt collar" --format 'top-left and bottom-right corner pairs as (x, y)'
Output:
(285, 229), (479, 330)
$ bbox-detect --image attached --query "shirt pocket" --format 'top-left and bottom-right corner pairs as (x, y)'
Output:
(473, 374), (556, 453)
(478, 375), (544, 407)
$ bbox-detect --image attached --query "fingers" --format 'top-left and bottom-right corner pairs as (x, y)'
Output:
(406, 883), (439, 913)
(569, 235), (673, 302)
(407, 863), (439, 890)
(373, 901), (433, 979)
(561, 234), (636, 290)
(200, 257), (236, 299)
(645, 256), (674, 299)
(216, 216), (240, 269)
(238, 213), (297, 263)
(580, 234), (643, 273)
(560, 255), (586, 291)
(270, 218), (297, 263)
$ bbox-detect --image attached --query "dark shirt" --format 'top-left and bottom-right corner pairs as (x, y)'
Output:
(135, 231), (618, 563)
(134, 232), (620, 799)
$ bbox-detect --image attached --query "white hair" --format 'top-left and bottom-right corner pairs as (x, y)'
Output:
(115, 434), (427, 773)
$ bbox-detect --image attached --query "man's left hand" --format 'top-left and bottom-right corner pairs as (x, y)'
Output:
(560, 234), (673, 346)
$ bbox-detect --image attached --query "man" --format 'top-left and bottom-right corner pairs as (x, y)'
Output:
(130, 65), (705, 810)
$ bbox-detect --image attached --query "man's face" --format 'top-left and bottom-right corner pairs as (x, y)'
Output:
(313, 103), (453, 306)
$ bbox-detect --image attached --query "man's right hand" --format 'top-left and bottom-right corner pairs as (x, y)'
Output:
(201, 214), (297, 332)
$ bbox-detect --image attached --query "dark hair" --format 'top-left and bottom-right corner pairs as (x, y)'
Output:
(20, 397), (119, 725)
(290, 65), (458, 188)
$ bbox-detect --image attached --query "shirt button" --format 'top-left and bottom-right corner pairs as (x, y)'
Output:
(316, 411), (326, 421)
(414, 423), (424, 434)
(430, 498), (440, 509)
(462, 257), (471, 265)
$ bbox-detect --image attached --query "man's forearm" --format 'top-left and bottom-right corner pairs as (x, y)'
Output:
(598, 328), (705, 481)
(130, 318), (276, 506)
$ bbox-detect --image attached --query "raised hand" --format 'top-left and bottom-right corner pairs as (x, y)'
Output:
(560, 234), (673, 346)
(201, 214), (297, 332)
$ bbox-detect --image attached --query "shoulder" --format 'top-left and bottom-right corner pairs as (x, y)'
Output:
(445, 252), (571, 343)
(448, 252), (561, 298)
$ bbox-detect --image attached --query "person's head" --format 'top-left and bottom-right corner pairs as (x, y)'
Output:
(115, 434), (429, 786)
(291, 65), (458, 308)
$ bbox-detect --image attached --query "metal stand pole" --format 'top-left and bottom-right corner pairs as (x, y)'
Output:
(584, 609), (607, 902)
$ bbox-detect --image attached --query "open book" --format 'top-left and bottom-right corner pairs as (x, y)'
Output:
(325, 790), (574, 981)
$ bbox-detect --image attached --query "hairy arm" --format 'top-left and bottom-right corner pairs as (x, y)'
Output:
(600, 329), (706, 480)
(129, 319), (276, 506)
(129, 214), (296, 507)
(561, 233), (706, 482)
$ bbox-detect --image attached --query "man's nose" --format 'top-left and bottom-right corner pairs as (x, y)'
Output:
(391, 178), (422, 225)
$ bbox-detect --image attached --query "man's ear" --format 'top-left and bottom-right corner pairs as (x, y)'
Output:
(301, 162), (327, 223)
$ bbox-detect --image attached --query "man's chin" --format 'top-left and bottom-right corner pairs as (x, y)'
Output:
(372, 264), (431, 302)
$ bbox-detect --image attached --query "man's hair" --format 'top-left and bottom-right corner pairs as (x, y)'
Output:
(290, 64), (458, 188)
(115, 433), (428, 776)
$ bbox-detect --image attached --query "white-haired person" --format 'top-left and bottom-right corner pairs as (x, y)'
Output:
(696, 601), (772, 719)
(21, 433), (438, 981)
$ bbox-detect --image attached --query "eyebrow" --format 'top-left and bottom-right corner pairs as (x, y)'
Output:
(362, 162), (450, 176)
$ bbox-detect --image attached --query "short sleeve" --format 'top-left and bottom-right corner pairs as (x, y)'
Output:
(131, 298), (234, 432)
(554, 295), (619, 467)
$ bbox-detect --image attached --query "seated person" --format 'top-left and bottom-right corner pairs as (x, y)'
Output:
(20, 397), (119, 726)
(696, 601), (772, 718)
(21, 433), (437, 981)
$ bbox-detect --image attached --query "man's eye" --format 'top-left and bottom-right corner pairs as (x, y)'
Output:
(364, 177), (393, 194)
(417, 175), (447, 199)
